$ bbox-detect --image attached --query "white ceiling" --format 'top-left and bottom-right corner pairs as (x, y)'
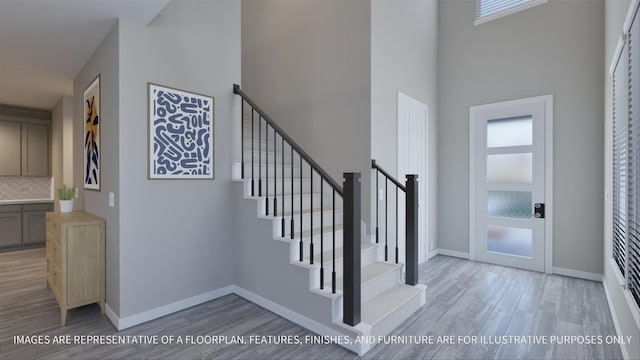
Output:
(0, 0), (170, 110)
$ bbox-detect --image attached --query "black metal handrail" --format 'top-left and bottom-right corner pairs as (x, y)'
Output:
(371, 159), (419, 286)
(371, 159), (406, 192)
(233, 84), (360, 325)
(234, 84), (343, 196)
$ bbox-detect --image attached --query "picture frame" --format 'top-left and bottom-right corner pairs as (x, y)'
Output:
(83, 74), (101, 191)
(148, 83), (215, 179)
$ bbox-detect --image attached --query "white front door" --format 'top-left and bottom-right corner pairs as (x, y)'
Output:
(470, 95), (552, 272)
(398, 91), (429, 263)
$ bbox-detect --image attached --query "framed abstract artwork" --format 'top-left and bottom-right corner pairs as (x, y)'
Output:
(148, 83), (215, 179)
(83, 75), (101, 191)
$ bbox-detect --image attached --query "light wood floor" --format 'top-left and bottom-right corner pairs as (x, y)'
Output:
(0, 248), (623, 359)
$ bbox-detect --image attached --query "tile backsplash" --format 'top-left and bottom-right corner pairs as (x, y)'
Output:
(0, 177), (52, 200)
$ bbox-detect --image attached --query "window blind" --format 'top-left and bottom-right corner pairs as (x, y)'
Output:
(628, 9), (640, 307)
(475, 0), (546, 24)
(613, 42), (628, 278)
(613, 4), (640, 310)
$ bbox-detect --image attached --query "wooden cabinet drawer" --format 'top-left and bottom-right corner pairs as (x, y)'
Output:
(45, 211), (105, 326)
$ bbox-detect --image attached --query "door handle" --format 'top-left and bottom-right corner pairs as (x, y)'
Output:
(534, 203), (545, 219)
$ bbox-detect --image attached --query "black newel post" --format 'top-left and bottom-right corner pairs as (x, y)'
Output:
(343, 172), (361, 326)
(405, 174), (419, 286)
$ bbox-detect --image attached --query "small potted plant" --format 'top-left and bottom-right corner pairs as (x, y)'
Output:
(58, 184), (76, 213)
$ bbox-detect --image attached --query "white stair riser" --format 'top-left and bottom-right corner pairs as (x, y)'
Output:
(329, 245), (379, 279)
(243, 179), (313, 197)
(327, 267), (401, 304)
(260, 193), (335, 214)
(298, 231), (344, 255)
(362, 268), (401, 303)
(283, 210), (344, 236)
(370, 291), (424, 338)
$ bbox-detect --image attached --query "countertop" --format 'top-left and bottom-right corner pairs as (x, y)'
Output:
(0, 199), (54, 205)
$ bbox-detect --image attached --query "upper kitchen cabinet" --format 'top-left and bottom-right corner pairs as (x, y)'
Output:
(21, 123), (49, 176)
(0, 121), (22, 176)
(0, 105), (51, 177)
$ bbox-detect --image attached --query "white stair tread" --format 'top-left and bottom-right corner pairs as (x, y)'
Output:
(307, 242), (378, 265)
(278, 192), (323, 199)
(329, 262), (398, 290)
(361, 284), (423, 325)
(243, 162), (301, 168)
(295, 224), (344, 240)
(242, 176), (310, 181)
(281, 207), (342, 218)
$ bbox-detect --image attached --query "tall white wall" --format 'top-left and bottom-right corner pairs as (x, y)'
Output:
(242, 0), (372, 228)
(370, 0), (438, 255)
(603, 0), (640, 358)
(437, 0), (605, 274)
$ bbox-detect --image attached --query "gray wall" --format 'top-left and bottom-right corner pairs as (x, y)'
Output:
(74, 23), (121, 314)
(371, 0), (438, 254)
(51, 98), (63, 210)
(51, 95), (73, 212)
(603, 0), (640, 358)
(437, 0), (605, 273)
(116, 0), (240, 317)
(73, 0), (240, 319)
(242, 0), (372, 228)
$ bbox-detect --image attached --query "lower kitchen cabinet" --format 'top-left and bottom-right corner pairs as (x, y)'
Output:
(22, 204), (51, 244)
(0, 203), (53, 250)
(0, 205), (22, 247)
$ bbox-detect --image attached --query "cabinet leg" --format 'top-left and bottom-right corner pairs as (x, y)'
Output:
(99, 301), (105, 315)
(61, 309), (67, 326)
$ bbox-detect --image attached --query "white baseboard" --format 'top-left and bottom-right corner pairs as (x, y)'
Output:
(433, 248), (469, 259)
(104, 303), (119, 329)
(102, 284), (364, 354)
(230, 285), (364, 355)
(552, 267), (602, 282)
(114, 285), (235, 331)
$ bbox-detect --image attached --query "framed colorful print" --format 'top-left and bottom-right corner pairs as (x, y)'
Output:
(148, 83), (215, 179)
(83, 75), (101, 191)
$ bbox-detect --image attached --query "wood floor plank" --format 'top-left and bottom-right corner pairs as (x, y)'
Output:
(0, 249), (623, 359)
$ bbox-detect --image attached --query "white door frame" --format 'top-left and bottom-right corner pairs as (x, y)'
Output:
(469, 94), (553, 274)
(397, 91), (429, 264)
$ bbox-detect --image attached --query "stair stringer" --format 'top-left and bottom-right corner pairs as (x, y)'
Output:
(233, 182), (373, 355)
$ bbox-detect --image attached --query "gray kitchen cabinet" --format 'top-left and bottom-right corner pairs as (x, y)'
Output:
(0, 205), (22, 247)
(21, 123), (49, 177)
(0, 121), (22, 176)
(22, 203), (51, 244)
(0, 203), (53, 249)
(0, 120), (49, 177)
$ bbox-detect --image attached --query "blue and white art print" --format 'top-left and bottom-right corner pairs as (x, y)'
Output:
(148, 83), (214, 179)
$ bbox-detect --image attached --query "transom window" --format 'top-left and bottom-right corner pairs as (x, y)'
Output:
(475, 0), (547, 25)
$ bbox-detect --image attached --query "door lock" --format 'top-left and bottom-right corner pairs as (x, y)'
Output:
(534, 203), (545, 219)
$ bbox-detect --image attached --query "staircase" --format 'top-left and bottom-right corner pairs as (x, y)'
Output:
(232, 85), (426, 355)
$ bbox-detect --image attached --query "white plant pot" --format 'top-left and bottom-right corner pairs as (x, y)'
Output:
(59, 199), (74, 213)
